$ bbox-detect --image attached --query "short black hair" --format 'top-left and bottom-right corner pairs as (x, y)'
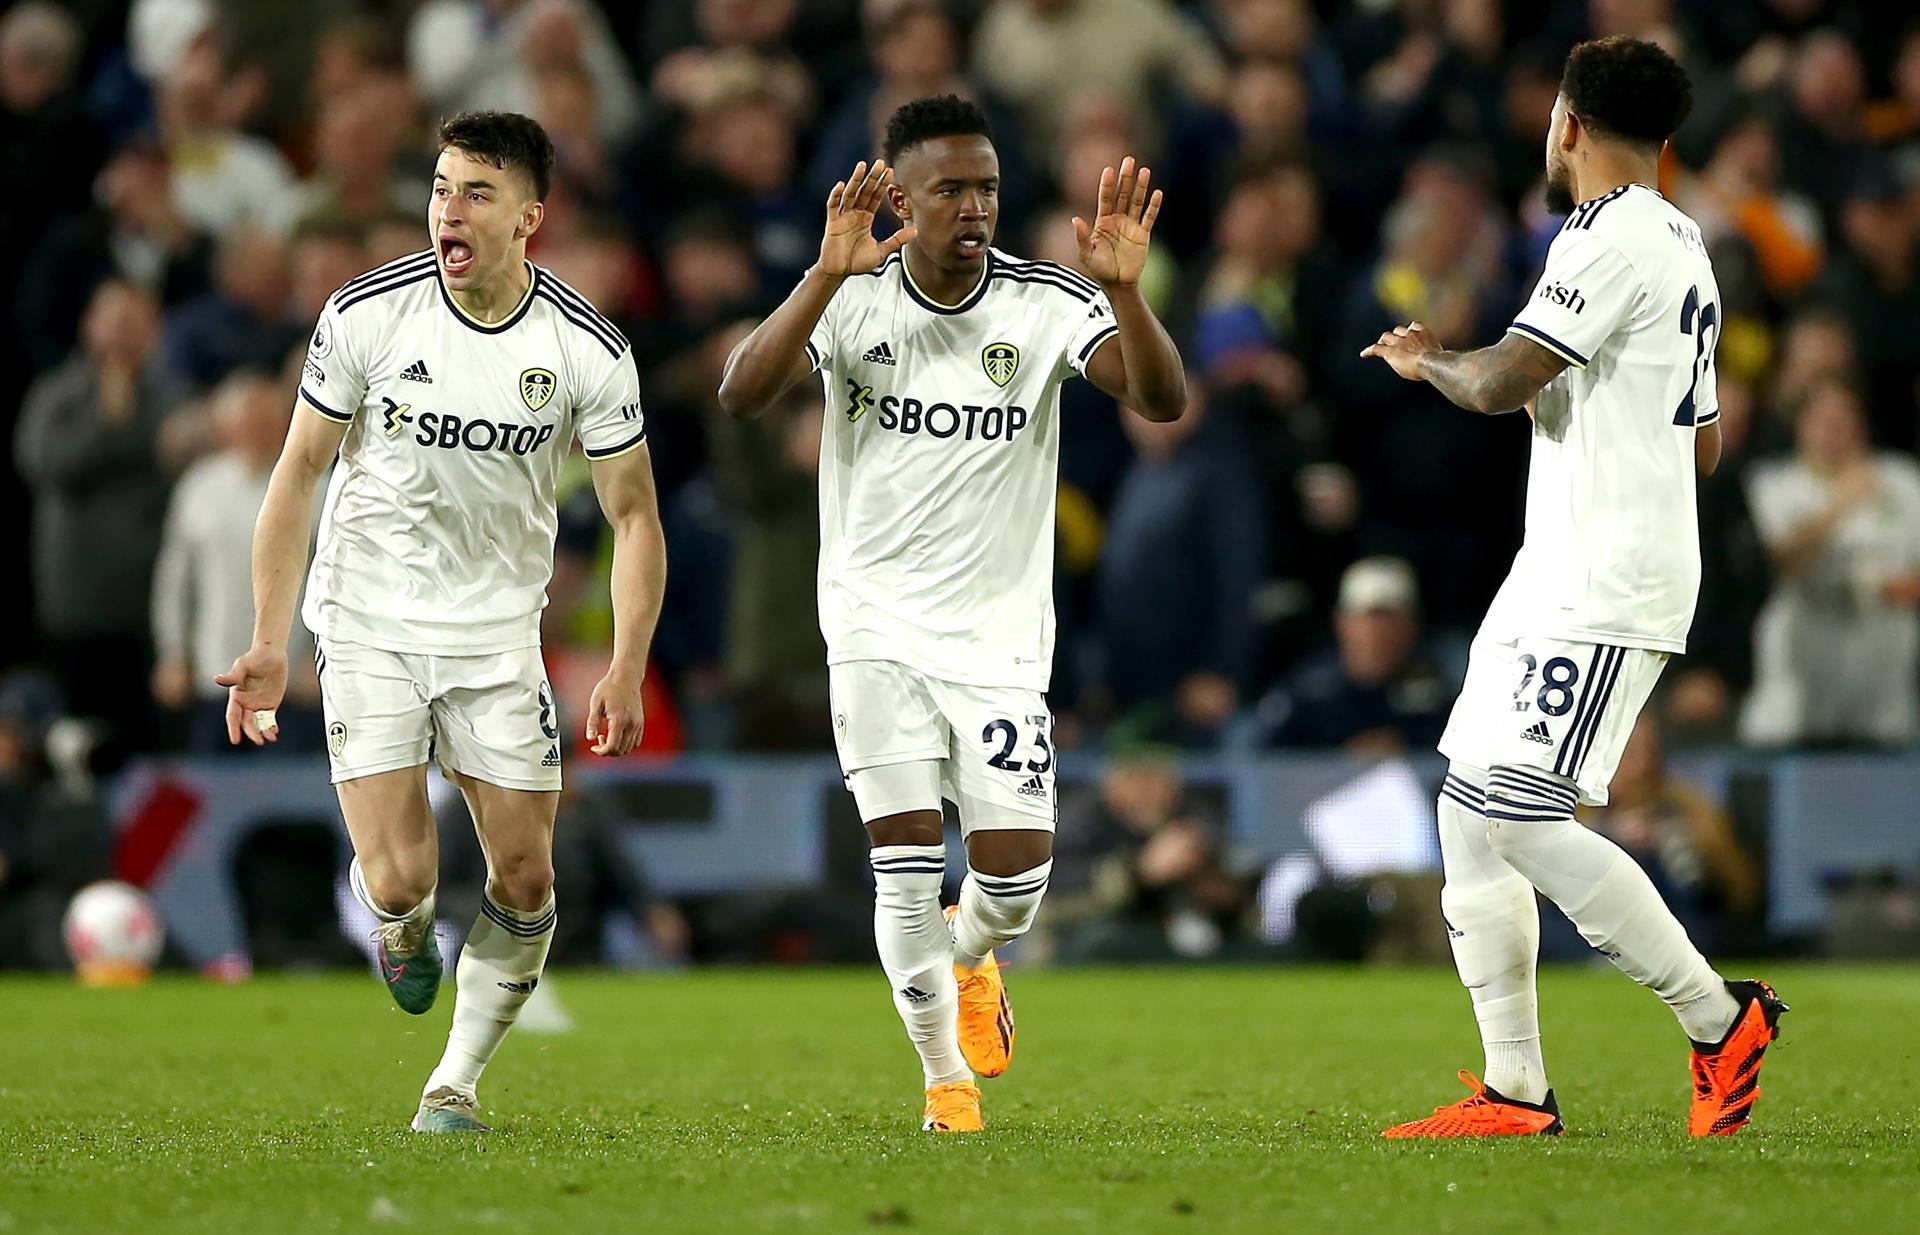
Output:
(883, 94), (991, 164)
(437, 111), (555, 202)
(1560, 36), (1692, 148)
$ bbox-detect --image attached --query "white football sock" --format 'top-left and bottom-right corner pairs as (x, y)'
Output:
(1485, 764), (1740, 1045)
(424, 890), (556, 1100)
(870, 845), (970, 1087)
(950, 859), (1052, 970)
(350, 856), (434, 947)
(1437, 764), (1548, 1103)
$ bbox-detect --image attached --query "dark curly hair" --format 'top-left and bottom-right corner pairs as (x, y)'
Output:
(437, 111), (556, 202)
(882, 94), (991, 164)
(1560, 36), (1692, 148)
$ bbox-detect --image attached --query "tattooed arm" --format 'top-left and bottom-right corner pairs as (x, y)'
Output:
(1359, 322), (1570, 415)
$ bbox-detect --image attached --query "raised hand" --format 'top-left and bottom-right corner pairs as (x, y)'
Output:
(1074, 156), (1162, 289)
(818, 160), (917, 278)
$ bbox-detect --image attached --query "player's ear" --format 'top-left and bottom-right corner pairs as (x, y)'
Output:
(1560, 109), (1583, 154)
(518, 199), (544, 242)
(886, 181), (910, 224)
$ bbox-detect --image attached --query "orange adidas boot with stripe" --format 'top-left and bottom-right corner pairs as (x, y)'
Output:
(1381, 1070), (1565, 1138)
(923, 1081), (984, 1133)
(945, 906), (1014, 1077)
(1688, 979), (1789, 1137)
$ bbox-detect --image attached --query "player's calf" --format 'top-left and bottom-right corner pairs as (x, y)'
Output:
(947, 846), (1050, 1079)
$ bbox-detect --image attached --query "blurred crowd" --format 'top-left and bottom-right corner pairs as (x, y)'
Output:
(4, 0), (1920, 783)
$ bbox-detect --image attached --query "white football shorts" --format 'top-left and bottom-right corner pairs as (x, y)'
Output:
(829, 659), (1056, 833)
(1438, 633), (1668, 807)
(315, 637), (563, 792)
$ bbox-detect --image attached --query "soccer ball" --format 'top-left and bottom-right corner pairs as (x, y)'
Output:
(63, 880), (164, 986)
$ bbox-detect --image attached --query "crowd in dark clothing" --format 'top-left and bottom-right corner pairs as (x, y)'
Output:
(3, 0), (1919, 767)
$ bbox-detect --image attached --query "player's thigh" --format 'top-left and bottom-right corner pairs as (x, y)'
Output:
(430, 646), (564, 794)
(1455, 636), (1667, 806)
(334, 764), (436, 899)
(929, 680), (1056, 855)
(316, 638), (434, 784)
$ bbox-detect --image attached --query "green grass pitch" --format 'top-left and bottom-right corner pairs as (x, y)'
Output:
(3, 964), (1915, 1233)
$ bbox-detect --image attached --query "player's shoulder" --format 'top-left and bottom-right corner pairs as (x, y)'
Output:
(1565, 184), (1705, 263)
(987, 249), (1104, 306)
(530, 264), (631, 361)
(327, 250), (438, 317)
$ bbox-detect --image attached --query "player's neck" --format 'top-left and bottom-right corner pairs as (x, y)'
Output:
(903, 244), (986, 308)
(449, 257), (533, 324)
(1573, 150), (1659, 206)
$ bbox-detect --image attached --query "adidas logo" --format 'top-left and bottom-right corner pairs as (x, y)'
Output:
(400, 359), (432, 383)
(541, 743), (562, 767)
(899, 985), (934, 1005)
(1520, 721), (1554, 746)
(862, 341), (896, 366)
(497, 977), (538, 995)
(1016, 774), (1047, 798)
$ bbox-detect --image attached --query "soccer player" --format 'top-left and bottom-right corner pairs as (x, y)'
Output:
(718, 96), (1187, 1132)
(216, 112), (665, 1132)
(1361, 37), (1786, 1138)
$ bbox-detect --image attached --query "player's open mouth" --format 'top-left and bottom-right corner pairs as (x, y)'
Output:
(956, 232), (986, 258)
(439, 235), (475, 276)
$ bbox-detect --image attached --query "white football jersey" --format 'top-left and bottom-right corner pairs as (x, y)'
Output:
(808, 248), (1119, 689)
(298, 251), (646, 655)
(1484, 184), (1721, 653)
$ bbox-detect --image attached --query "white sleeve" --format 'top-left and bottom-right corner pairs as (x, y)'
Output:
(574, 347), (647, 460)
(150, 475), (196, 662)
(1063, 289), (1120, 380)
(805, 282), (843, 374)
(297, 297), (369, 425)
(1507, 228), (1640, 369)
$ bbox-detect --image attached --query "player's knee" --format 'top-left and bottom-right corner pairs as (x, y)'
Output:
(866, 810), (944, 849)
(964, 828), (1053, 877)
(490, 855), (555, 912)
(361, 862), (436, 917)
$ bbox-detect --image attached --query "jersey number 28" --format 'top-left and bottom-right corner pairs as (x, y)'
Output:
(1672, 284), (1717, 427)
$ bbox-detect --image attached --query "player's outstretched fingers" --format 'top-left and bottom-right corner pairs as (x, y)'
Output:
(1113, 156), (1137, 217)
(224, 694), (244, 745)
(826, 179), (847, 211)
(878, 225), (918, 258)
(1140, 185), (1162, 233)
(1096, 164), (1116, 220)
(1132, 166), (1152, 220)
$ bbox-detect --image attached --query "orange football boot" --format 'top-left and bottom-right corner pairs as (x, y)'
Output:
(923, 1080), (984, 1133)
(945, 905), (1014, 1077)
(1381, 1070), (1565, 1138)
(1688, 979), (1789, 1137)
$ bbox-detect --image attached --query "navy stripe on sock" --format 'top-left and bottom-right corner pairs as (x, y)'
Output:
(976, 878), (1049, 899)
(481, 897), (554, 938)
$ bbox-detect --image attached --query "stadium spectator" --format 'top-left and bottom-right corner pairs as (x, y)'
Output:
(1575, 713), (1760, 955)
(1814, 160), (1920, 452)
(1772, 29), (1869, 213)
(1048, 747), (1255, 962)
(153, 38), (295, 239)
(409, 0), (643, 146)
(1256, 556), (1453, 753)
(286, 221), (371, 324)
(1095, 383), (1264, 746)
(150, 371), (318, 754)
(707, 384), (830, 751)
(281, 82), (423, 235)
(1671, 375), (1770, 741)
(160, 229), (299, 392)
(807, 1), (1034, 216)
(15, 138), (213, 376)
(1742, 377), (1920, 748)
(972, 0), (1226, 164)
(0, 672), (114, 972)
(0, 3), (100, 318)
(15, 281), (181, 756)
(1678, 115), (1825, 300)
